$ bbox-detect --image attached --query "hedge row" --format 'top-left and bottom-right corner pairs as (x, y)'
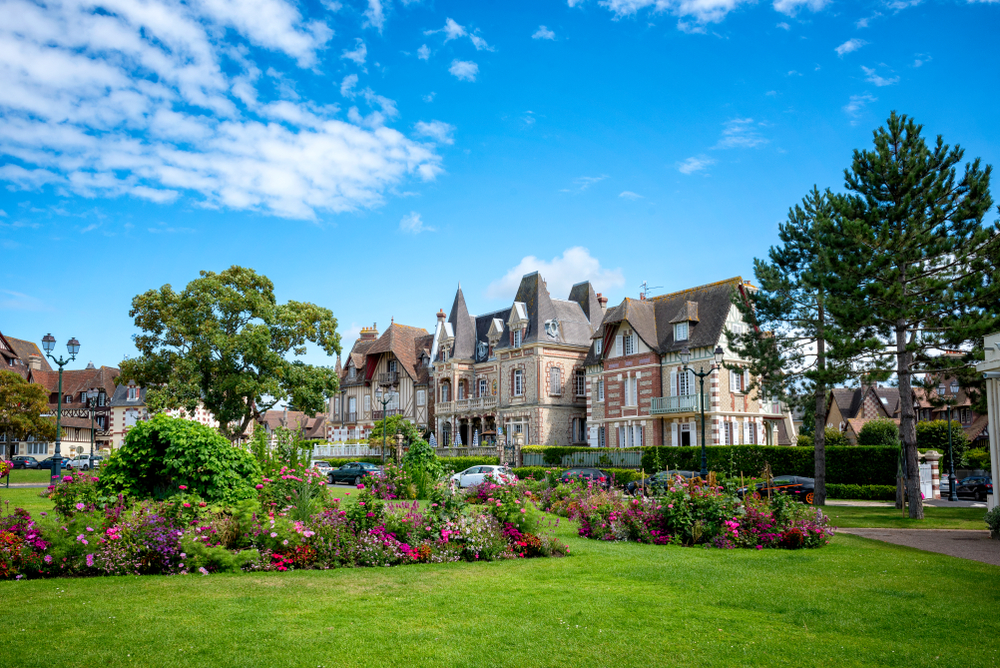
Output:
(438, 456), (500, 473)
(641, 445), (898, 485)
(511, 466), (645, 486)
(826, 484), (897, 501)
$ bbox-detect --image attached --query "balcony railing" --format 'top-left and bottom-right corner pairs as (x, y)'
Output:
(343, 412), (358, 423)
(372, 409), (402, 420)
(437, 396), (498, 414)
(377, 372), (399, 386)
(649, 394), (706, 415)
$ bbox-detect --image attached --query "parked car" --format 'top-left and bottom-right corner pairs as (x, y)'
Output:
(450, 465), (514, 489)
(955, 476), (993, 502)
(36, 456), (73, 471)
(739, 475), (816, 505)
(559, 467), (611, 490)
(310, 460), (334, 475)
(626, 470), (697, 496)
(65, 454), (102, 470)
(327, 461), (382, 486)
(10, 456), (40, 469)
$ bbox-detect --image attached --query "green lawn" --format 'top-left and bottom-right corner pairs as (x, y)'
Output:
(4, 468), (57, 484)
(1, 508), (999, 668)
(825, 505), (988, 530)
(0, 486), (54, 516)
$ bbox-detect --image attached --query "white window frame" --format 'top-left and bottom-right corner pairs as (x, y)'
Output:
(513, 329), (522, 347)
(457, 382), (465, 401)
(623, 331), (636, 356)
(363, 395), (371, 413)
(513, 370), (524, 397)
(388, 359), (397, 374)
(595, 339), (602, 355)
(549, 367), (561, 395)
(575, 371), (586, 397)
(674, 322), (688, 341)
(598, 379), (605, 402)
(479, 379), (488, 398)
(348, 396), (357, 416)
(441, 383), (450, 402)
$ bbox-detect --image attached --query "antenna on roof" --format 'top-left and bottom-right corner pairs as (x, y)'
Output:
(639, 281), (662, 300)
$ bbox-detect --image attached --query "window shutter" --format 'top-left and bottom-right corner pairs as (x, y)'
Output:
(671, 422), (678, 446)
(510, 369), (515, 396)
(670, 369), (677, 397)
(742, 420), (750, 444)
(730, 370), (738, 392)
(615, 335), (623, 357)
(744, 370), (750, 393)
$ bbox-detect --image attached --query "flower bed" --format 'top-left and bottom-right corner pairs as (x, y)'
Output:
(0, 471), (568, 580)
(540, 475), (833, 550)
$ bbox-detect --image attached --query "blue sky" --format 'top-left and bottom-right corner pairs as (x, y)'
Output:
(2, 0), (998, 370)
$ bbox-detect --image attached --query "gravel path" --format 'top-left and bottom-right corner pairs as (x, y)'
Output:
(838, 528), (1000, 567)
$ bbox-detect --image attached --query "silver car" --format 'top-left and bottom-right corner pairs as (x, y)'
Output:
(450, 465), (514, 488)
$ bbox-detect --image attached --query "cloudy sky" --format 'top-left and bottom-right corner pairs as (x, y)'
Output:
(2, 0), (998, 369)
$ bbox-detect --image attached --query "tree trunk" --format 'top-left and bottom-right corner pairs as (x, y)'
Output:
(896, 321), (924, 519)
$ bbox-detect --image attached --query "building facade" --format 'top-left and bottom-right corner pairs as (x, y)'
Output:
(431, 273), (605, 447)
(585, 277), (795, 448)
(108, 380), (222, 448)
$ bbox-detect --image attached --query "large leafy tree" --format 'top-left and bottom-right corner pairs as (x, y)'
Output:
(827, 111), (1000, 519)
(728, 187), (865, 506)
(119, 266), (342, 441)
(0, 370), (56, 453)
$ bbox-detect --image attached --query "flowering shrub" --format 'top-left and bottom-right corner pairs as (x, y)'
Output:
(46, 471), (116, 517)
(0, 460), (12, 479)
(366, 463), (414, 501)
(257, 466), (329, 521)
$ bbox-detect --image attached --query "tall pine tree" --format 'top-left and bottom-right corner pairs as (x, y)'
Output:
(728, 187), (865, 506)
(828, 111), (999, 519)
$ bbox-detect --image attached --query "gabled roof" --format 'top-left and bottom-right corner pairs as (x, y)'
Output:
(966, 414), (988, 442)
(109, 383), (147, 407)
(33, 365), (119, 403)
(365, 322), (431, 382)
(6, 336), (52, 372)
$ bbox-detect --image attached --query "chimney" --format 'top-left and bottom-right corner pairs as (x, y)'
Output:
(359, 323), (379, 341)
(86, 361), (96, 370)
(596, 293), (608, 308)
(639, 292), (646, 301)
(28, 354), (43, 371)
(436, 309), (446, 324)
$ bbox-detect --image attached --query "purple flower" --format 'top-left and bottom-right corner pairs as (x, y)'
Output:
(270, 532), (278, 538)
(75, 502), (85, 511)
(199, 567), (209, 576)
(44, 555), (53, 564)
(86, 554), (95, 567)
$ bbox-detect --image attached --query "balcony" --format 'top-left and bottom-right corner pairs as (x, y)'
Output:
(438, 396), (498, 414)
(377, 372), (399, 386)
(372, 409), (402, 420)
(343, 412), (358, 423)
(649, 394), (706, 415)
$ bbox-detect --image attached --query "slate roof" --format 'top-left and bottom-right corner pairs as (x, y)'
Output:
(109, 383), (147, 408)
(828, 385), (901, 421)
(966, 414), (988, 442)
(447, 285), (477, 360)
(567, 281), (604, 324)
(342, 338), (377, 387)
(586, 277), (744, 365)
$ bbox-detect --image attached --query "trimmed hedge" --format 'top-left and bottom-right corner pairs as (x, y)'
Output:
(826, 483), (897, 501)
(438, 456), (500, 473)
(641, 445), (898, 485)
(511, 466), (644, 486)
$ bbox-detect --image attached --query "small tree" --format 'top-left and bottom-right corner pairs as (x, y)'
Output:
(0, 370), (56, 454)
(916, 420), (970, 464)
(824, 428), (850, 447)
(368, 414), (423, 455)
(857, 418), (901, 446)
(828, 111), (1000, 518)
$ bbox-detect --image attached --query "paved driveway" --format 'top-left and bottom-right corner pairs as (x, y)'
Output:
(838, 528), (1000, 567)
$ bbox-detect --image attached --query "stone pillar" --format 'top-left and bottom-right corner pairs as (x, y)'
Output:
(514, 433), (524, 468)
(924, 450), (941, 499)
(395, 433), (404, 463)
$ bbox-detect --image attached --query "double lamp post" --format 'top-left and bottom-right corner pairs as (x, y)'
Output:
(41, 333), (80, 481)
(679, 345), (725, 479)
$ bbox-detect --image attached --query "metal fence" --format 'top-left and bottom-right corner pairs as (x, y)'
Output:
(522, 449), (644, 469)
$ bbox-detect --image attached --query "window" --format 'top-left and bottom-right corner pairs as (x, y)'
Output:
(127, 386), (137, 401)
(678, 368), (692, 396)
(950, 381), (959, 394)
(388, 359), (397, 374)
(64, 395), (72, 403)
(572, 418), (586, 443)
(595, 339), (602, 356)
(442, 422), (451, 447)
(960, 408), (971, 423)
(348, 366), (356, 380)
(724, 421), (733, 445)
(441, 383), (450, 402)
(513, 370), (524, 397)
(457, 381), (465, 401)
(348, 396), (357, 417)
(674, 322), (688, 341)
(28, 442), (48, 455)
(98, 392), (106, 407)
(680, 423), (692, 446)
(363, 395), (371, 413)
(513, 329), (522, 347)
(731, 369), (745, 393)
(478, 379), (487, 398)
(624, 375), (638, 407)
(748, 422), (757, 445)
(549, 367), (562, 395)
(598, 379), (605, 402)
(622, 331), (636, 356)
(598, 426), (606, 448)
(575, 371), (586, 397)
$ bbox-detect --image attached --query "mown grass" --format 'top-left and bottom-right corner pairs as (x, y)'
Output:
(2, 506), (999, 668)
(825, 505), (987, 530)
(0, 486), (53, 516)
(3, 469), (56, 484)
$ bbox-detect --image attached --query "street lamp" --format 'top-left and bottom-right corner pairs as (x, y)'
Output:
(946, 404), (959, 502)
(86, 387), (99, 465)
(41, 334), (80, 481)
(680, 345), (725, 479)
(375, 384), (398, 465)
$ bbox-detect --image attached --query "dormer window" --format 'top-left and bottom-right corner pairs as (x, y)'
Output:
(513, 329), (522, 347)
(674, 322), (689, 341)
(127, 386), (138, 401)
(348, 366), (356, 380)
(595, 339), (602, 355)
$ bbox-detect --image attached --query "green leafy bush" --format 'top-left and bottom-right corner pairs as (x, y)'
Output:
(99, 414), (262, 503)
(824, 428), (850, 447)
(985, 506), (1000, 535)
(857, 419), (900, 446)
(967, 448), (992, 471)
(438, 456), (499, 473)
(917, 420), (971, 463)
(826, 484), (897, 501)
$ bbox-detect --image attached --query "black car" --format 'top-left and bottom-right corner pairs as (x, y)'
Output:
(740, 475), (816, 505)
(328, 462), (382, 486)
(36, 456), (73, 471)
(559, 467), (611, 489)
(955, 476), (993, 502)
(11, 456), (40, 469)
(626, 470), (697, 496)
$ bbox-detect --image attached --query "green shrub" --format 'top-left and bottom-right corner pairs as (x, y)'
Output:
(917, 420), (971, 463)
(857, 418), (900, 446)
(797, 434), (813, 447)
(826, 484), (897, 501)
(825, 428), (850, 447)
(967, 448), (992, 471)
(438, 456), (499, 473)
(985, 506), (1000, 534)
(99, 414), (262, 503)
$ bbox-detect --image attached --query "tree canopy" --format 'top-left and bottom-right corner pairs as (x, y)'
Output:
(119, 266), (342, 441)
(0, 370), (56, 448)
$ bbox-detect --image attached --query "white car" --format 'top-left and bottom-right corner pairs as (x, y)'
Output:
(310, 460), (334, 474)
(450, 465), (514, 489)
(65, 454), (102, 470)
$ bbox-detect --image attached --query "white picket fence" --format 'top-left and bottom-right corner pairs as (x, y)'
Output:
(310, 443), (379, 458)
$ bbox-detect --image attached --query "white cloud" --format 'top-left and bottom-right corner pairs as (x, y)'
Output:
(713, 119), (767, 149)
(560, 175), (609, 193)
(862, 65), (899, 86)
(422, 92), (436, 102)
(414, 120), (455, 144)
(585, 0), (754, 30)
(363, 0), (385, 32)
(399, 211), (433, 234)
(856, 13), (880, 28)
(835, 38), (867, 56)
(0, 0), (442, 219)
(417, 44), (431, 60)
(487, 247), (625, 301)
(568, 0), (585, 6)
(619, 191), (643, 200)
(773, 0), (829, 16)
(676, 155), (716, 174)
(843, 93), (877, 117)
(533, 25), (557, 40)
(340, 74), (359, 98)
(469, 33), (494, 51)
(776, 21), (791, 29)
(426, 18), (493, 51)
(342, 38), (368, 64)
(913, 53), (931, 67)
(449, 60), (479, 82)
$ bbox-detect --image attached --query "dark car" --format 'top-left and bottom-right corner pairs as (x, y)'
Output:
(559, 467), (611, 489)
(328, 461), (382, 486)
(740, 475), (816, 505)
(626, 470), (697, 496)
(11, 455), (40, 469)
(955, 476), (993, 502)
(36, 456), (73, 471)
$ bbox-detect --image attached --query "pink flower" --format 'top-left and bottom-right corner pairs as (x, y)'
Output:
(520, 508), (526, 514)
(199, 567), (209, 576)
(357, 484), (365, 490)
(183, 503), (191, 508)
(179, 485), (188, 490)
(282, 540), (289, 546)
(63, 475), (73, 482)
(270, 532), (278, 538)
(255, 484), (264, 490)
(86, 554), (94, 567)
(75, 502), (85, 511)
(359, 502), (365, 507)
(43, 555), (53, 564)
(198, 502), (206, 507)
